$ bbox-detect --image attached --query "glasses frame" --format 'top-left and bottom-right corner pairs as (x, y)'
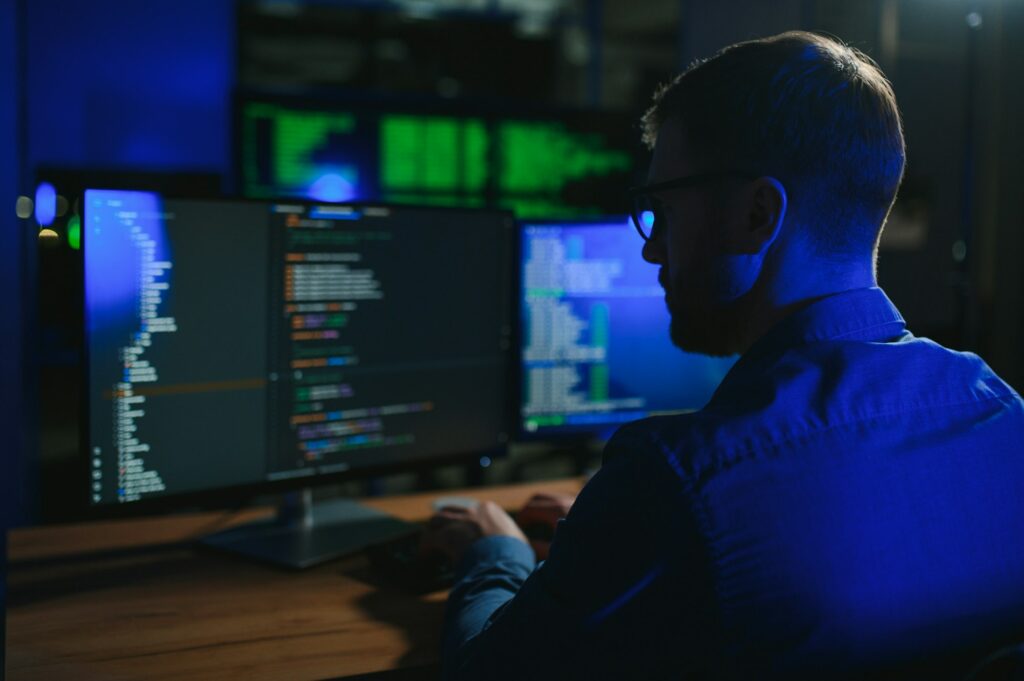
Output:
(628, 171), (758, 241)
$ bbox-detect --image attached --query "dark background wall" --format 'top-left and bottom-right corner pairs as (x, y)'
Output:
(6, 0), (1024, 527)
(2, 0), (23, 666)
(979, 0), (1024, 401)
(25, 0), (233, 175)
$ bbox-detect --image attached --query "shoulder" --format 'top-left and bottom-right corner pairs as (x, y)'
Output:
(601, 336), (1024, 492)
(770, 335), (1022, 424)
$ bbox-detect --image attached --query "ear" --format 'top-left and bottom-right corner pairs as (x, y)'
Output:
(730, 176), (787, 254)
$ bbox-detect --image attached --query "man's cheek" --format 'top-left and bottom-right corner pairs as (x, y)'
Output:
(706, 253), (764, 303)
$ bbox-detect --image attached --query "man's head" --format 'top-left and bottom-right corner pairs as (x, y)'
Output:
(637, 31), (905, 356)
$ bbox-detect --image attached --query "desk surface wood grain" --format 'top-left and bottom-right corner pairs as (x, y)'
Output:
(7, 477), (584, 681)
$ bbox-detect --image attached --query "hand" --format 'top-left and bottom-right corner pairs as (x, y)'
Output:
(421, 501), (529, 566)
(516, 493), (576, 561)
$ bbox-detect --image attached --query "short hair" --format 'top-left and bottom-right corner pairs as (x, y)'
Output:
(642, 31), (906, 257)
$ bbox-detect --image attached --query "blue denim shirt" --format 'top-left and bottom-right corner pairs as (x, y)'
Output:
(442, 287), (1024, 679)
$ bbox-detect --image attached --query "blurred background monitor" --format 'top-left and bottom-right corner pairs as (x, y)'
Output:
(84, 191), (515, 564)
(34, 169), (224, 522)
(519, 217), (738, 439)
(236, 94), (642, 220)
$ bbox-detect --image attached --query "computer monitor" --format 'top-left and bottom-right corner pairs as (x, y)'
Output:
(519, 217), (738, 439)
(33, 169), (224, 524)
(84, 190), (515, 565)
(237, 94), (640, 219)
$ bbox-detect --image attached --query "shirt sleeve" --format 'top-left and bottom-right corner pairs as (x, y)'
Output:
(442, 535), (536, 665)
(440, 424), (720, 681)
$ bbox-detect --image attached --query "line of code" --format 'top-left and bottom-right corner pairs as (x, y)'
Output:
(277, 212), (427, 468)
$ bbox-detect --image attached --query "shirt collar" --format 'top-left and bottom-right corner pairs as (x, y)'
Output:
(713, 287), (907, 395)
(755, 286), (905, 348)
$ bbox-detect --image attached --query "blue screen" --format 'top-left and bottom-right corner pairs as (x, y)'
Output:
(520, 218), (738, 437)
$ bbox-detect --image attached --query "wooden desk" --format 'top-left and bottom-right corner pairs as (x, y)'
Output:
(6, 478), (584, 681)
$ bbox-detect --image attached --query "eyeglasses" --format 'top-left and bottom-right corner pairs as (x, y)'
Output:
(628, 171), (757, 241)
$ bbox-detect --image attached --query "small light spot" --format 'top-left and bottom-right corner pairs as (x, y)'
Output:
(68, 215), (82, 250)
(641, 210), (656, 231)
(952, 240), (968, 262)
(15, 195), (33, 218)
(479, 456), (492, 468)
(38, 228), (60, 247)
(35, 182), (57, 226)
(308, 173), (356, 203)
(966, 11), (983, 29)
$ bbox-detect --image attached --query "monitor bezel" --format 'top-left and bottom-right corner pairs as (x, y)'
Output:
(78, 194), (517, 519)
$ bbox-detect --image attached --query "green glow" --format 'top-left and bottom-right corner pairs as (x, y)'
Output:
(67, 214), (81, 250)
(325, 314), (348, 328)
(424, 119), (458, 190)
(498, 121), (631, 193)
(589, 305), (611, 401)
(381, 115), (488, 193)
(244, 104), (358, 191)
(589, 364), (610, 402)
(381, 117), (419, 189)
(529, 415), (567, 428)
(276, 111), (356, 185)
(242, 102), (633, 216)
(465, 122), (488, 190)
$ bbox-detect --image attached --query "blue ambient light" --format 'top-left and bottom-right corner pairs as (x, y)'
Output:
(308, 173), (357, 203)
(35, 182), (57, 227)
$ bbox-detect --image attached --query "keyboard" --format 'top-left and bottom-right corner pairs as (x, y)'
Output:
(365, 530), (456, 594)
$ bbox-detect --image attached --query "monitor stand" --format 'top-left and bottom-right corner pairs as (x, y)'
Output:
(200, 489), (418, 569)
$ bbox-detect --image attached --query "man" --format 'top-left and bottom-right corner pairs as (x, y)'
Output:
(425, 31), (1024, 679)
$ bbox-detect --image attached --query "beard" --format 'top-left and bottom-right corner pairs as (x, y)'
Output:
(668, 296), (749, 357)
(663, 257), (759, 357)
(659, 208), (766, 357)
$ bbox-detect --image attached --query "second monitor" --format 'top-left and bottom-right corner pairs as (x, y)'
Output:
(520, 217), (738, 438)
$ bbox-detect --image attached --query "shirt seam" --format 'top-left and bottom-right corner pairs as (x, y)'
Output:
(825, 317), (905, 341)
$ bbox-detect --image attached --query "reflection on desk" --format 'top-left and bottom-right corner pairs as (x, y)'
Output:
(7, 478), (584, 681)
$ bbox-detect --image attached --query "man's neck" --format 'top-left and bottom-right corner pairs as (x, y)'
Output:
(735, 249), (877, 355)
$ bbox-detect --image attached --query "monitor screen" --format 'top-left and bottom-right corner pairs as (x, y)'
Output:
(85, 191), (514, 505)
(238, 96), (639, 219)
(519, 218), (738, 437)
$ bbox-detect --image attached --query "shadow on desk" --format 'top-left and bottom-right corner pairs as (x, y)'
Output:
(345, 561), (446, 680)
(8, 544), (446, 680)
(8, 546), (198, 609)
